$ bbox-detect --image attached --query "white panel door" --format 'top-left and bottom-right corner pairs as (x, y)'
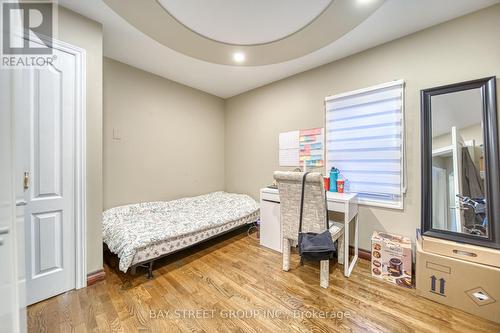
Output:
(451, 127), (465, 233)
(16, 47), (77, 305)
(432, 166), (447, 230)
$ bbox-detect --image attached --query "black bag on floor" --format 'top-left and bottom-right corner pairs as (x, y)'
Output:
(298, 173), (336, 262)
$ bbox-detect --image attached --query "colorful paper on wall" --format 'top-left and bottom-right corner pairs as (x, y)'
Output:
(279, 128), (324, 167)
(299, 128), (324, 167)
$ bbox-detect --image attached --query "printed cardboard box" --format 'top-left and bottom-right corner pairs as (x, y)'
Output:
(422, 235), (500, 268)
(416, 232), (500, 324)
(371, 231), (412, 288)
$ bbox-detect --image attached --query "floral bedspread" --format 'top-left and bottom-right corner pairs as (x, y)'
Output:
(103, 192), (259, 272)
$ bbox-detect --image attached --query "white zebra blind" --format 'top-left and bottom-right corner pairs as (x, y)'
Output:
(325, 80), (405, 209)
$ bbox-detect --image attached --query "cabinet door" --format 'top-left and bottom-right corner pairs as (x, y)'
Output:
(260, 200), (282, 253)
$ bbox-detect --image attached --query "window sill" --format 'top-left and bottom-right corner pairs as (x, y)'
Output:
(356, 198), (404, 210)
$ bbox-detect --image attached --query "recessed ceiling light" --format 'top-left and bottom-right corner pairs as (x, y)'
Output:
(233, 52), (245, 63)
(357, 0), (375, 4)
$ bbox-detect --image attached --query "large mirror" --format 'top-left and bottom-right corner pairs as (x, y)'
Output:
(421, 77), (500, 249)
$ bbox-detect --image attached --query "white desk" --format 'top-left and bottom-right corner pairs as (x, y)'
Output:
(260, 187), (359, 277)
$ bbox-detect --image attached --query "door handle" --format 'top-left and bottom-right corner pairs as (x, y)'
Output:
(23, 172), (30, 190)
(16, 200), (27, 207)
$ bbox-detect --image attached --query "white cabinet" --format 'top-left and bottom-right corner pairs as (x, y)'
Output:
(259, 188), (282, 253)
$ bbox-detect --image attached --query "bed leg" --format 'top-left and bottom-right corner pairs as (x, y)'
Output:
(147, 261), (154, 279)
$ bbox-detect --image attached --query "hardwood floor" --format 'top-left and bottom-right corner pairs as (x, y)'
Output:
(28, 227), (500, 333)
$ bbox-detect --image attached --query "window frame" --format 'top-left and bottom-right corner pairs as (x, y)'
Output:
(324, 80), (406, 209)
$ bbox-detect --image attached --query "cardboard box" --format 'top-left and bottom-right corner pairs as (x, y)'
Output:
(416, 232), (500, 324)
(371, 231), (412, 288)
(422, 235), (500, 268)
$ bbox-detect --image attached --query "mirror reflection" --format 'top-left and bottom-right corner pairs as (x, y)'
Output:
(431, 88), (487, 237)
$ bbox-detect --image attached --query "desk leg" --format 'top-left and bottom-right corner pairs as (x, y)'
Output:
(344, 212), (349, 277)
(344, 214), (359, 277)
(343, 206), (359, 278)
(354, 214), (359, 259)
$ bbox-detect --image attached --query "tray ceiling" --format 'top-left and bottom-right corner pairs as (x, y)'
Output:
(158, 0), (332, 45)
(103, 0), (384, 66)
(59, 0), (500, 98)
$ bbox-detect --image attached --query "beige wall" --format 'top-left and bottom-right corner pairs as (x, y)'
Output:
(225, 5), (500, 250)
(58, 7), (103, 274)
(103, 58), (225, 209)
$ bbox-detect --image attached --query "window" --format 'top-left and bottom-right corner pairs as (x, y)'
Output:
(325, 80), (405, 209)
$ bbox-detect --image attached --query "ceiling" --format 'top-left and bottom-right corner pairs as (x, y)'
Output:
(101, 0), (384, 66)
(59, 0), (499, 98)
(158, 0), (332, 45)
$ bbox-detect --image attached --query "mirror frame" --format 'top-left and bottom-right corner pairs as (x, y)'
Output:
(421, 77), (500, 249)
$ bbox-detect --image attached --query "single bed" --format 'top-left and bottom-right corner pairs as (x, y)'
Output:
(102, 191), (259, 277)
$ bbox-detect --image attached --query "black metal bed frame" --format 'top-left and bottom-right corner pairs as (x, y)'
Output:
(104, 220), (259, 279)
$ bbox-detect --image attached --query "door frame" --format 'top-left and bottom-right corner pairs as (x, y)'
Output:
(20, 33), (88, 289)
(2, 64), (24, 333)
